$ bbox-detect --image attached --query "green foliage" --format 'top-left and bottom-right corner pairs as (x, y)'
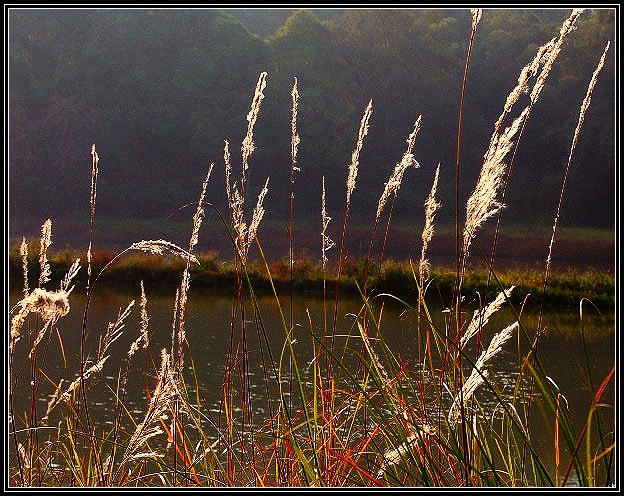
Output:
(8, 246), (614, 307)
(8, 8), (615, 229)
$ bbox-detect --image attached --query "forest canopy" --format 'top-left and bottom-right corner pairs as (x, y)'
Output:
(8, 8), (615, 236)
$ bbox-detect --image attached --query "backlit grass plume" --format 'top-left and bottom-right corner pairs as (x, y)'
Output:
(448, 321), (519, 424)
(346, 99), (373, 208)
(463, 9), (584, 262)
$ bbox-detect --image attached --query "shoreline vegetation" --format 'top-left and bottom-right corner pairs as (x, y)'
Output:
(9, 245), (615, 307)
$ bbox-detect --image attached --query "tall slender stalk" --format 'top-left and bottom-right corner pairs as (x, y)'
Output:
(523, 41), (610, 481)
(288, 77), (300, 428)
(453, 9), (481, 483)
(80, 144), (104, 485)
(331, 100), (373, 350)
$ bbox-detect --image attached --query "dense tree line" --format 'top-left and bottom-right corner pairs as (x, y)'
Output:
(8, 8), (615, 234)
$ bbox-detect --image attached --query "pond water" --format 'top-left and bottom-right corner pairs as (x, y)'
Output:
(8, 284), (615, 486)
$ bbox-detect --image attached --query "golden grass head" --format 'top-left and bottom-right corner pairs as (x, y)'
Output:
(38, 219), (52, 287)
(346, 99), (373, 207)
(242, 71), (268, 175)
(375, 115), (422, 222)
(10, 287), (71, 355)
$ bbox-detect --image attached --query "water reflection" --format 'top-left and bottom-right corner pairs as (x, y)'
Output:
(8, 286), (615, 485)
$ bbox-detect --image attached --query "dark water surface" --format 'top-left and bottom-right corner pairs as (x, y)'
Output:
(8, 285), (616, 485)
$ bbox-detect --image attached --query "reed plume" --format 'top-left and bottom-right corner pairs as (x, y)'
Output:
(448, 321), (518, 424)
(129, 282), (150, 358)
(463, 108), (528, 259)
(27, 262), (81, 359)
(127, 240), (200, 266)
(139, 280), (150, 350)
(471, 8), (482, 29)
(460, 286), (515, 349)
(87, 144), (99, 281)
(121, 349), (178, 466)
(60, 258), (81, 293)
(47, 356), (110, 415)
(10, 288), (71, 355)
(246, 177), (270, 256)
(241, 71), (268, 180)
(346, 100), (373, 207)
(291, 77), (300, 170)
(54, 298), (135, 418)
(189, 164), (214, 252)
(97, 300), (135, 362)
(419, 163), (441, 286)
(175, 268), (191, 369)
(321, 177), (334, 271)
(377, 424), (437, 478)
(463, 9), (584, 262)
(375, 115), (421, 222)
(495, 39), (556, 134)
(224, 140), (233, 207)
(176, 163), (214, 368)
(20, 237), (29, 298)
(38, 219), (52, 287)
(545, 41), (610, 276)
(224, 73), (271, 266)
(530, 9), (585, 105)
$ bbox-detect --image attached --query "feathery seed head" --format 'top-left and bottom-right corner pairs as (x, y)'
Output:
(419, 163), (441, 283)
(291, 77), (300, 167)
(128, 240), (200, 266)
(242, 72), (268, 175)
(449, 321), (518, 423)
(346, 99), (373, 207)
(38, 219), (52, 287)
(20, 237), (29, 298)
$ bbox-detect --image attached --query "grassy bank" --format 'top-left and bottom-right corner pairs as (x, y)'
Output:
(9, 245), (615, 307)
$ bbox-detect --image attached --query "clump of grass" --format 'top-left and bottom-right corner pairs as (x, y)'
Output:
(7, 9), (614, 488)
